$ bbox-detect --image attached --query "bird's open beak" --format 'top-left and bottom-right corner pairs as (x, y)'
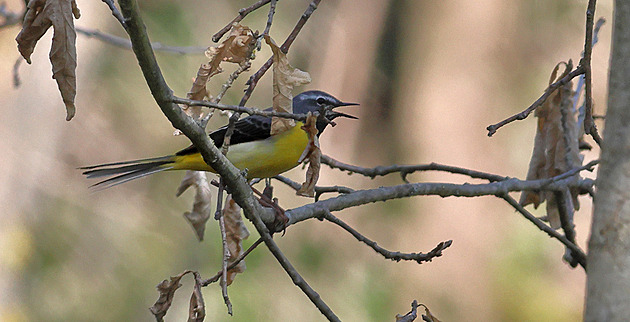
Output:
(332, 101), (359, 119)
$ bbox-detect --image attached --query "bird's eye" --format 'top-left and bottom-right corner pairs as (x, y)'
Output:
(316, 97), (326, 105)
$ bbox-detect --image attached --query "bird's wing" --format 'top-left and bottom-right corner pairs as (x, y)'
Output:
(175, 114), (271, 156)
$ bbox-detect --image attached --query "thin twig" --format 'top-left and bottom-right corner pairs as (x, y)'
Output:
(273, 175), (355, 201)
(101, 0), (126, 29)
(12, 57), (22, 88)
(239, 0), (321, 107)
(500, 194), (586, 269)
(555, 188), (579, 267)
(173, 96), (309, 121)
(217, 202), (233, 315)
(213, 61), (252, 105)
(581, 0), (603, 145)
(487, 66), (585, 136)
(212, 0), (271, 42)
(76, 27), (206, 54)
(201, 238), (264, 286)
(322, 211), (452, 263)
(263, 0), (277, 37)
(321, 155), (510, 182)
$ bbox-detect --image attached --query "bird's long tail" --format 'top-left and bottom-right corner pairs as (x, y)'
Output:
(80, 156), (176, 190)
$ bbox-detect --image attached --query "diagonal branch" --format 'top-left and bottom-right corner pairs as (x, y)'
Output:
(486, 66), (585, 137)
(76, 27), (206, 54)
(322, 210), (452, 264)
(212, 0), (271, 42)
(581, 0), (603, 145)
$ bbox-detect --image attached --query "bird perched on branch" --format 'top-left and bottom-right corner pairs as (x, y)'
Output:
(81, 90), (358, 189)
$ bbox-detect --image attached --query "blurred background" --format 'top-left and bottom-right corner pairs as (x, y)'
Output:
(0, 0), (611, 321)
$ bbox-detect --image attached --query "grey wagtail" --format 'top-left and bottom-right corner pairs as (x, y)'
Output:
(81, 90), (358, 189)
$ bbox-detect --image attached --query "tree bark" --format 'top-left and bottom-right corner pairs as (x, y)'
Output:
(585, 1), (630, 320)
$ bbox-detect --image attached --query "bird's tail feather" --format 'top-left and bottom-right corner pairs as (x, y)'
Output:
(80, 156), (175, 190)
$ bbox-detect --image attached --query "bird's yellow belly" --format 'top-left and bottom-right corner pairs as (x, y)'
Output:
(172, 124), (310, 179)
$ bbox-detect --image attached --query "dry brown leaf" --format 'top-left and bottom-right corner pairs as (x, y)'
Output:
(421, 304), (442, 322)
(223, 195), (250, 285)
(16, 0), (80, 121)
(176, 171), (212, 241)
(204, 23), (256, 80)
(520, 62), (582, 229)
(296, 113), (321, 197)
(150, 271), (190, 321)
(264, 35), (311, 135)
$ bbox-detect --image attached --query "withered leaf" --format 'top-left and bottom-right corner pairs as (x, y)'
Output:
(150, 270), (191, 321)
(520, 61), (582, 229)
(223, 195), (250, 285)
(264, 35), (311, 135)
(176, 171), (212, 241)
(204, 23), (256, 80)
(297, 113), (321, 197)
(16, 0), (80, 121)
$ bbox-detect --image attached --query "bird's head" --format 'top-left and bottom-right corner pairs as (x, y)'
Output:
(292, 90), (359, 135)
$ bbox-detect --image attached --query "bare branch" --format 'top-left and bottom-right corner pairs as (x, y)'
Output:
(172, 96), (309, 121)
(321, 155), (510, 182)
(581, 0), (603, 145)
(76, 27), (206, 54)
(262, 0), (277, 37)
(501, 194), (586, 269)
(273, 175), (355, 201)
(201, 238), (264, 286)
(487, 66), (585, 137)
(101, 0), (126, 29)
(284, 163), (598, 231)
(212, 0), (271, 42)
(322, 210), (452, 264)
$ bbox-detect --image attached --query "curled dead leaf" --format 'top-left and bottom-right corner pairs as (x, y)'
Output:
(223, 195), (250, 285)
(16, 0), (80, 121)
(264, 35), (311, 135)
(204, 23), (256, 79)
(176, 171), (212, 241)
(297, 113), (321, 197)
(519, 61), (582, 229)
(150, 270), (190, 321)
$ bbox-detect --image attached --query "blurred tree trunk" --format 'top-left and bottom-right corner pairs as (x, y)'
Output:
(584, 1), (630, 320)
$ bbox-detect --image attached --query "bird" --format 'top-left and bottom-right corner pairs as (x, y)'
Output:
(81, 90), (358, 189)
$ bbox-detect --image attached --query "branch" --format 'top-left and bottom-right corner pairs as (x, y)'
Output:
(76, 27), (206, 54)
(238, 0), (322, 107)
(274, 175), (355, 201)
(486, 66), (585, 136)
(501, 194), (586, 269)
(322, 210), (452, 264)
(101, 0), (126, 29)
(172, 96), (309, 121)
(581, 0), (603, 145)
(212, 0), (271, 42)
(201, 238), (264, 286)
(321, 155), (510, 182)
(262, 0), (277, 37)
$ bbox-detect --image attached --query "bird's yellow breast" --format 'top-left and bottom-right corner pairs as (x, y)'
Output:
(172, 122), (310, 179)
